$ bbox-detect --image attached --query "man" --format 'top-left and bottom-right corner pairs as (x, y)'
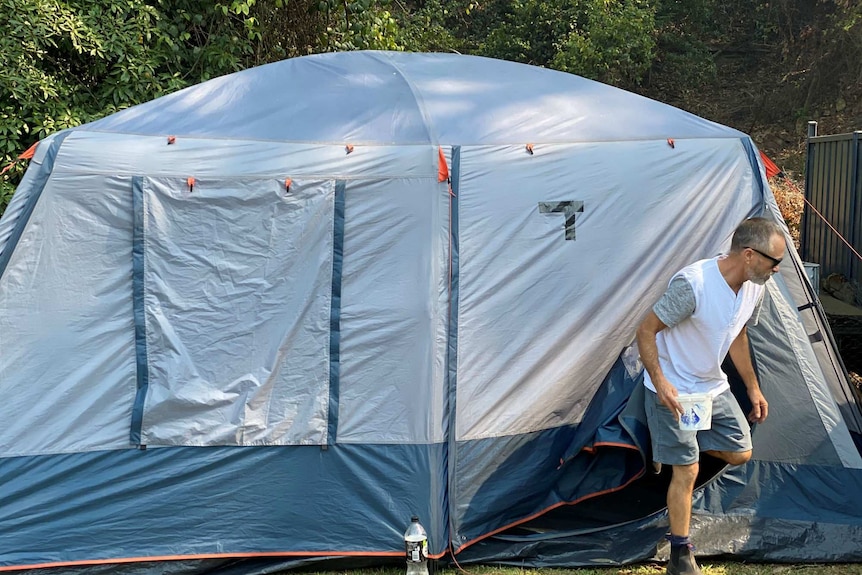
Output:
(636, 217), (785, 575)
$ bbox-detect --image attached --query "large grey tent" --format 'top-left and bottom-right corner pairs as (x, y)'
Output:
(1, 51), (861, 573)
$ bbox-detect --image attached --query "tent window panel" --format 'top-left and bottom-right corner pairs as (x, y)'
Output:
(139, 177), (334, 446)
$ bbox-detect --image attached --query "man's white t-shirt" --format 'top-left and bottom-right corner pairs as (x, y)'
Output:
(643, 257), (764, 397)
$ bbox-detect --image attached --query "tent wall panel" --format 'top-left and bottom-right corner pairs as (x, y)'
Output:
(0, 133), (69, 271)
(0, 173), (137, 458)
(691, 461), (862, 561)
(450, 354), (646, 551)
(775, 241), (862, 436)
(749, 281), (862, 467)
(454, 139), (761, 441)
(451, 425), (580, 549)
(337, 177), (450, 444)
(454, 511), (667, 568)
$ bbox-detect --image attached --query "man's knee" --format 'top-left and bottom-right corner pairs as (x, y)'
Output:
(725, 450), (752, 465)
(710, 449), (752, 466)
(671, 462), (699, 486)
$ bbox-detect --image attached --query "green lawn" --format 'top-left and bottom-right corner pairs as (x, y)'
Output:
(459, 564), (862, 574)
(470, 561), (862, 575)
(309, 564), (862, 575)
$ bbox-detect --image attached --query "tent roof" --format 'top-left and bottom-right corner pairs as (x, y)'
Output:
(84, 51), (743, 145)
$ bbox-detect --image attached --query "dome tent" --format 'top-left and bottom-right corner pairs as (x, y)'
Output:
(1, 51), (861, 573)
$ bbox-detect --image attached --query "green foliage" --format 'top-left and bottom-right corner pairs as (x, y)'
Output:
(831, 0), (862, 80)
(396, 0), (657, 87)
(0, 0), (266, 215)
(314, 0), (400, 51)
(548, 0), (656, 86)
(647, 0), (720, 93)
(392, 0), (464, 53)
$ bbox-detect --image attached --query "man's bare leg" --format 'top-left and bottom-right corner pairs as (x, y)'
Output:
(666, 463), (702, 574)
(668, 462), (698, 536)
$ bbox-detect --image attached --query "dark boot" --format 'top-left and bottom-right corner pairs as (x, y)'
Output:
(667, 543), (703, 575)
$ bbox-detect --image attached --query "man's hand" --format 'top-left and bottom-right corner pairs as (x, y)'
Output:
(748, 388), (768, 423)
(729, 327), (767, 423)
(636, 311), (684, 418)
(654, 378), (684, 420)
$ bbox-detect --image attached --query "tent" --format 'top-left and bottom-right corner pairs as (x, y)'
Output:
(1, 51), (861, 573)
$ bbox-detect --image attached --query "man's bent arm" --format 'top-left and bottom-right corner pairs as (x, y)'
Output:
(637, 311), (683, 416)
(728, 326), (768, 423)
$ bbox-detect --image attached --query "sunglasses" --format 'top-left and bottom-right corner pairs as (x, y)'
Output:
(746, 246), (782, 267)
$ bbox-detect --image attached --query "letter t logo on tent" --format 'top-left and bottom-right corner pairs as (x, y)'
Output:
(538, 201), (584, 240)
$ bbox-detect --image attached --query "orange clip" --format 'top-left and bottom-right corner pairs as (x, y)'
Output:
(285, 178), (292, 193)
(345, 144), (354, 154)
(167, 136), (176, 145)
(20, 141), (38, 160)
(526, 143), (534, 155)
(187, 177), (195, 192)
(667, 138), (675, 149)
(0, 141), (39, 175)
(437, 147), (449, 183)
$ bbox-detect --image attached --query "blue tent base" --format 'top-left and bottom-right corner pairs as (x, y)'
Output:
(14, 459), (862, 572)
(17, 556), (404, 575)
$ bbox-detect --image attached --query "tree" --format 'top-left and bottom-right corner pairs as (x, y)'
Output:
(482, 0), (655, 86)
(0, 0), (263, 213)
(395, 0), (656, 87)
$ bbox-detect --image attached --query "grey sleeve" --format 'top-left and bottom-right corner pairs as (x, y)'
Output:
(653, 276), (696, 328)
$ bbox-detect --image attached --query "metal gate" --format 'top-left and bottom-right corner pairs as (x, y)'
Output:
(801, 121), (862, 286)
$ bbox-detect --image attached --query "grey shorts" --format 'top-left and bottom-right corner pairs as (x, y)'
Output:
(645, 388), (752, 466)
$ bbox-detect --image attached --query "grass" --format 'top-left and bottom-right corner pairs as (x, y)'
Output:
(309, 564), (862, 575)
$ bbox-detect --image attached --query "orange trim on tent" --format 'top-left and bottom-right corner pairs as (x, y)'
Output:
(437, 147), (449, 182)
(591, 441), (640, 451)
(19, 141), (38, 160)
(453, 468), (646, 554)
(0, 549), (444, 572)
(579, 440), (642, 456)
(759, 150), (782, 179)
(0, 141), (39, 176)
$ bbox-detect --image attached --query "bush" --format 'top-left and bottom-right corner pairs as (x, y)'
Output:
(770, 174), (805, 248)
(0, 0), (262, 216)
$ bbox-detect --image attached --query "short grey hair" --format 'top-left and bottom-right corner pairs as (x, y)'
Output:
(729, 217), (784, 253)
